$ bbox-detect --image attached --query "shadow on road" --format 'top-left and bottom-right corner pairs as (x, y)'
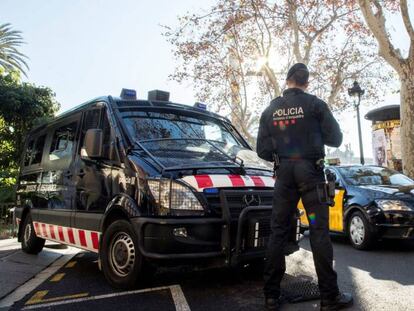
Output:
(44, 243), (68, 250)
(300, 233), (414, 286)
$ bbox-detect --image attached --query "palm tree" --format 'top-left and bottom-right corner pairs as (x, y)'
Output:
(0, 23), (28, 76)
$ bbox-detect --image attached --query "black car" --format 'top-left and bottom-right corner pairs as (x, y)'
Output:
(299, 164), (414, 250)
(14, 89), (300, 288)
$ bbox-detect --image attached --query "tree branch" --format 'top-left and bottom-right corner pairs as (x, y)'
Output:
(358, 0), (403, 73)
(287, 0), (303, 62)
(401, 0), (414, 41)
(400, 0), (414, 59)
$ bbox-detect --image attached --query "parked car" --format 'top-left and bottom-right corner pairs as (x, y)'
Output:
(298, 164), (414, 250)
(14, 89), (300, 288)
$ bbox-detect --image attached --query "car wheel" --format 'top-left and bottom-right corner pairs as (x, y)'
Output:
(101, 219), (146, 289)
(21, 213), (45, 254)
(347, 211), (375, 250)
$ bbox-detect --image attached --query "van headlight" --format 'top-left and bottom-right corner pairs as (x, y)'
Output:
(147, 178), (204, 216)
(375, 200), (412, 212)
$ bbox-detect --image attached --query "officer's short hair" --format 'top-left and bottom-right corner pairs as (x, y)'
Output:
(286, 63), (309, 86)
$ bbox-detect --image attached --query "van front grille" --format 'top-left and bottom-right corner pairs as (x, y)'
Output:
(204, 188), (274, 219)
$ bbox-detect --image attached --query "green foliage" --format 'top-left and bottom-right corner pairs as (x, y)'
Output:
(0, 23), (29, 76)
(0, 223), (14, 239)
(0, 72), (59, 201)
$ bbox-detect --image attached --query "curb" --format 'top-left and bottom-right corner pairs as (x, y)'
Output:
(0, 247), (79, 309)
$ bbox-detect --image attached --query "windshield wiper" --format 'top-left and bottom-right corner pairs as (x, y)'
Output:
(136, 137), (246, 174)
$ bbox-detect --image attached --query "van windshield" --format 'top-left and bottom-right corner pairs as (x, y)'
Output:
(122, 110), (272, 171)
(123, 111), (242, 145)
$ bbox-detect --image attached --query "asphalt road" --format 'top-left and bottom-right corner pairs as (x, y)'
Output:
(9, 235), (414, 311)
(288, 234), (414, 311)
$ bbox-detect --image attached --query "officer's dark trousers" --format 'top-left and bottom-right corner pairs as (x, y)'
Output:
(263, 160), (339, 300)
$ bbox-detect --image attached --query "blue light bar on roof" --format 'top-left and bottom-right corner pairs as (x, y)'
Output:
(120, 88), (137, 100)
(194, 102), (207, 110)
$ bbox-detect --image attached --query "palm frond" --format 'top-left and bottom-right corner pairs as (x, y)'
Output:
(0, 23), (29, 76)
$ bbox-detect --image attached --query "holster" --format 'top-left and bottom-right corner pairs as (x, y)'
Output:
(299, 172), (336, 207)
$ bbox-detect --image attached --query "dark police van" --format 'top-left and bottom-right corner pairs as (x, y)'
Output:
(14, 89), (299, 288)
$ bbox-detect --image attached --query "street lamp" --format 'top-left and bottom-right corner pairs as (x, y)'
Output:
(348, 81), (365, 165)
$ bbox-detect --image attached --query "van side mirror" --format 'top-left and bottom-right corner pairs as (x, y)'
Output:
(84, 129), (103, 158)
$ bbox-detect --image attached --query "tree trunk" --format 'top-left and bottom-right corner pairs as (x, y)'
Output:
(400, 72), (414, 178)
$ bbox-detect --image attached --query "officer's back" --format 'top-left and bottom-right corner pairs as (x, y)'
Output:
(257, 68), (342, 162)
(257, 63), (353, 311)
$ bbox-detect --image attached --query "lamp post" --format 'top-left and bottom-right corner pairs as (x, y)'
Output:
(348, 81), (365, 165)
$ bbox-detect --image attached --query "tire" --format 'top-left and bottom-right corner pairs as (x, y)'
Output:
(21, 213), (45, 254)
(347, 211), (375, 250)
(100, 219), (146, 289)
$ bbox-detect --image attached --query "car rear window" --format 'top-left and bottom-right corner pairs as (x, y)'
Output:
(338, 166), (414, 186)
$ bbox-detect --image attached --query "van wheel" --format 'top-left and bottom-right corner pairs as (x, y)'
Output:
(347, 211), (375, 250)
(101, 219), (144, 289)
(21, 213), (45, 254)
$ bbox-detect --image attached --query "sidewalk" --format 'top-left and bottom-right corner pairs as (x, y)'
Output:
(0, 238), (73, 301)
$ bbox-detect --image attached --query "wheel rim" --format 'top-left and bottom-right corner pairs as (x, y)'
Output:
(109, 232), (135, 277)
(24, 222), (32, 243)
(350, 215), (365, 245)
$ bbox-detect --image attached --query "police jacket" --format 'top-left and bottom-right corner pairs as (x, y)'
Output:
(256, 88), (342, 162)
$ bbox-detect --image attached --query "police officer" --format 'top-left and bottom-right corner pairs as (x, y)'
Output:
(257, 63), (353, 311)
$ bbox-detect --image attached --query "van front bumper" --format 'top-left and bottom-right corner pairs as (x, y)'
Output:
(131, 206), (276, 265)
(132, 217), (225, 260)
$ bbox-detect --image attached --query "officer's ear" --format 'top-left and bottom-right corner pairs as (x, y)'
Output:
(286, 79), (294, 88)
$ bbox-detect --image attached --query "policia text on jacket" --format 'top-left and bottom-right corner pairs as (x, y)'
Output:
(14, 89), (301, 288)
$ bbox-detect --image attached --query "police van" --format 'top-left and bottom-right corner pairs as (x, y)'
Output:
(14, 89), (300, 288)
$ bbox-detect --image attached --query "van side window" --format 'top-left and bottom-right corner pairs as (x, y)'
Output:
(80, 109), (101, 153)
(23, 135), (46, 167)
(80, 107), (112, 159)
(24, 139), (34, 166)
(49, 122), (77, 161)
(101, 111), (111, 158)
(31, 135), (46, 165)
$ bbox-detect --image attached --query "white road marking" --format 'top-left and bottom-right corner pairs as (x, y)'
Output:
(170, 284), (191, 311)
(21, 285), (191, 310)
(0, 247), (80, 308)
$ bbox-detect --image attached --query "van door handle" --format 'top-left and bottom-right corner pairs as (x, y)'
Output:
(64, 171), (73, 178)
(77, 169), (86, 178)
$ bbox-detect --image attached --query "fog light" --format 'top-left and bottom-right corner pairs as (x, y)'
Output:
(254, 222), (259, 247)
(173, 227), (188, 238)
